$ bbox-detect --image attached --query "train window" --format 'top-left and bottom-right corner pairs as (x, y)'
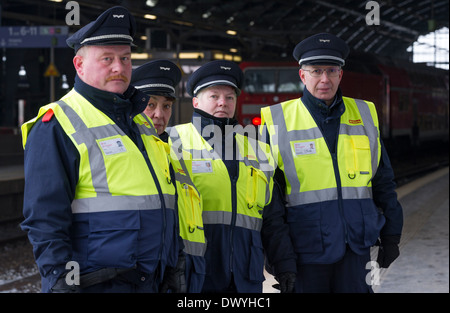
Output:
(243, 67), (303, 93)
(278, 68), (304, 93)
(243, 69), (275, 93)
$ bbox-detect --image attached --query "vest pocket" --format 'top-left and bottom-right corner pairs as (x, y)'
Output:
(362, 203), (385, 247)
(182, 183), (203, 234)
(344, 136), (371, 181)
(245, 166), (268, 211)
(87, 211), (140, 267)
(287, 205), (323, 253)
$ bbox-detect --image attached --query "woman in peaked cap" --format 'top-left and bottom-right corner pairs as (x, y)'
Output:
(167, 60), (281, 293)
(131, 59), (181, 142)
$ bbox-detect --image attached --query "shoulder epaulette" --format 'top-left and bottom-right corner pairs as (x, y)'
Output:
(42, 109), (54, 122)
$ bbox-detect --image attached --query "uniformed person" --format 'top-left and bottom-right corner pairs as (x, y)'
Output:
(260, 33), (404, 293)
(131, 60), (206, 293)
(131, 60), (181, 142)
(168, 60), (277, 292)
(21, 6), (181, 293)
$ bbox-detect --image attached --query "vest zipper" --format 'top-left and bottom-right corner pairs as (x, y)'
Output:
(229, 174), (238, 276)
(332, 149), (349, 244)
(140, 148), (167, 267)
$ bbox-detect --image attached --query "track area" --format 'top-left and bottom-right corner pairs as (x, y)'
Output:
(0, 240), (40, 293)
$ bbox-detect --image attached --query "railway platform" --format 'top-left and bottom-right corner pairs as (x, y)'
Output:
(263, 167), (449, 293)
(0, 165), (448, 293)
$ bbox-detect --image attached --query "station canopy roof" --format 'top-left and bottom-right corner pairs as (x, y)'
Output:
(1, 0), (449, 61)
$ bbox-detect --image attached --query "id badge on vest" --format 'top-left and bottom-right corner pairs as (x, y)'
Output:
(293, 141), (316, 156)
(98, 137), (127, 156)
(192, 160), (213, 174)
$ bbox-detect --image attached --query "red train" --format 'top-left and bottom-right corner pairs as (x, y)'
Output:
(236, 53), (449, 155)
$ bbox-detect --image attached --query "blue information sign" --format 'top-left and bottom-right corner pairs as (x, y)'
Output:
(0, 26), (69, 48)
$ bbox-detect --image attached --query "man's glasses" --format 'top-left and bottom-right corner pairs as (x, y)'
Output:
(302, 67), (341, 77)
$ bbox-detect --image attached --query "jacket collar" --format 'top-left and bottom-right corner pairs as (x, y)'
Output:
(74, 75), (148, 119)
(191, 109), (238, 137)
(301, 86), (344, 117)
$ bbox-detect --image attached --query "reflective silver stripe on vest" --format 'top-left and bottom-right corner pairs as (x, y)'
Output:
(202, 211), (263, 232)
(342, 186), (372, 199)
(58, 100), (119, 196)
(286, 188), (338, 206)
(183, 239), (207, 257)
(172, 144), (200, 194)
(135, 113), (159, 137)
(72, 194), (175, 213)
(353, 99), (379, 178)
(169, 126), (218, 161)
(270, 104), (303, 206)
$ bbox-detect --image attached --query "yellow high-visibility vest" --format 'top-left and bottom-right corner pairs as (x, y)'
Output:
(169, 123), (274, 232)
(261, 96), (381, 207)
(168, 141), (206, 257)
(22, 89), (176, 214)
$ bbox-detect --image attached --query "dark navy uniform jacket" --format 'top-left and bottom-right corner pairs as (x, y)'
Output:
(21, 76), (180, 292)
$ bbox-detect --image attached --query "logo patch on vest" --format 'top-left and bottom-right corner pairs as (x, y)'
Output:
(349, 119), (362, 124)
(293, 141), (316, 156)
(98, 138), (127, 156)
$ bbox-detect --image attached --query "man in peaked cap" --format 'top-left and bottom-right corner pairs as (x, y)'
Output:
(293, 32), (349, 67)
(131, 60), (181, 141)
(260, 33), (403, 292)
(167, 60), (279, 293)
(21, 6), (181, 293)
(66, 6), (136, 53)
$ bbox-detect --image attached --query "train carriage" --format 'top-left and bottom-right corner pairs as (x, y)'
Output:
(235, 55), (449, 155)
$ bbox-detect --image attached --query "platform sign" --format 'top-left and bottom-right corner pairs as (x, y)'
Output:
(0, 26), (69, 48)
(44, 63), (60, 77)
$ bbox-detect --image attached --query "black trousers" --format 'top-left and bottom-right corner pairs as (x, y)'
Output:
(80, 269), (159, 293)
(295, 246), (374, 293)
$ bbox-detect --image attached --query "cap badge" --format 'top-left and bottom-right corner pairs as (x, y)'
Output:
(160, 67), (171, 71)
(113, 14), (125, 18)
(220, 66), (231, 70)
(319, 39), (330, 43)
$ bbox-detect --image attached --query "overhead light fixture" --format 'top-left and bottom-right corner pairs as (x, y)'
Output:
(229, 48), (238, 53)
(48, 0), (63, 2)
(202, 11), (212, 19)
(132, 53), (150, 60)
(61, 74), (69, 90)
(18, 65), (27, 77)
(144, 14), (157, 20)
(146, 0), (158, 7)
(175, 5), (186, 14)
(213, 53), (242, 62)
(179, 52), (205, 59)
(226, 30), (237, 36)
